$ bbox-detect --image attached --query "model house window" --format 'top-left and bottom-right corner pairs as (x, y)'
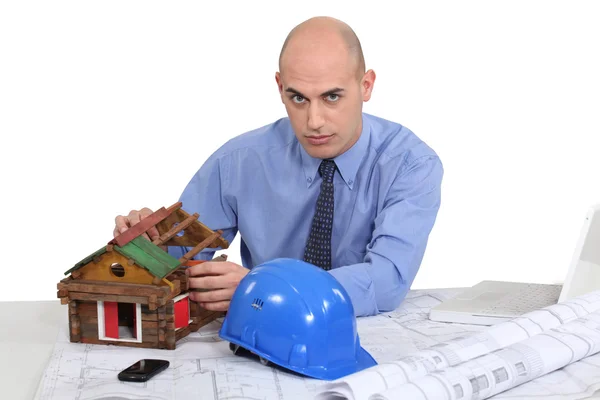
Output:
(97, 301), (142, 342)
(173, 293), (192, 330)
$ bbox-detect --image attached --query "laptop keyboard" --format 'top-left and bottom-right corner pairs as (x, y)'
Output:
(478, 283), (562, 316)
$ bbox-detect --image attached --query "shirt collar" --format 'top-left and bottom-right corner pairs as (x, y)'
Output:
(300, 113), (370, 190)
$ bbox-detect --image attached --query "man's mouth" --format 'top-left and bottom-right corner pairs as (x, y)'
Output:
(306, 134), (333, 145)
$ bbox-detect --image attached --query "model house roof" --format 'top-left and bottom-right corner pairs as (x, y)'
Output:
(64, 202), (229, 280)
(64, 236), (181, 279)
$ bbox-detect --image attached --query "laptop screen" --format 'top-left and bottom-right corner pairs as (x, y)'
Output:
(559, 204), (600, 302)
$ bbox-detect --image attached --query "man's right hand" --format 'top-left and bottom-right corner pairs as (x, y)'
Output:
(113, 208), (166, 250)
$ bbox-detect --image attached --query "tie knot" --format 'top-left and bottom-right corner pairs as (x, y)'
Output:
(319, 160), (336, 183)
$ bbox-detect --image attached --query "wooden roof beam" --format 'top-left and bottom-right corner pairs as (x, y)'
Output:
(152, 212), (199, 247)
(178, 230), (223, 265)
(109, 207), (174, 247)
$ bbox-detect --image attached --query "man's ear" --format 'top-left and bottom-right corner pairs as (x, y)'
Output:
(361, 69), (376, 102)
(275, 72), (285, 103)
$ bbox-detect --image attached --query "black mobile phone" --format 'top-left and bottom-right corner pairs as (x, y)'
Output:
(117, 359), (170, 382)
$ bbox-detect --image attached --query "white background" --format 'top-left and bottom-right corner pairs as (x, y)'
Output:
(1, 1), (599, 302)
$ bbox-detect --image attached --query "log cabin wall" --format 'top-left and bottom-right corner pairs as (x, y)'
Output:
(58, 277), (178, 308)
(166, 302), (176, 350)
(69, 300), (81, 342)
(77, 300), (97, 342)
(60, 274), (223, 349)
(73, 299), (166, 349)
(70, 298), (224, 349)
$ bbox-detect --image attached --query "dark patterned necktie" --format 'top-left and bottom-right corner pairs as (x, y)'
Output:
(303, 159), (336, 270)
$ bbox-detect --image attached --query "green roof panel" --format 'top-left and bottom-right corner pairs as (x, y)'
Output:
(65, 246), (108, 275)
(115, 237), (180, 279)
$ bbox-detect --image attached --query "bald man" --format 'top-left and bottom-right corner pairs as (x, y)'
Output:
(114, 17), (443, 317)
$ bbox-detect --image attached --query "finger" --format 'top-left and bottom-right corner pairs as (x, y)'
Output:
(186, 261), (232, 277)
(190, 287), (235, 303)
(128, 210), (142, 227)
(188, 275), (227, 290)
(140, 207), (154, 218)
(141, 207), (154, 214)
(137, 208), (160, 241)
(114, 216), (130, 234)
(141, 232), (151, 241)
(198, 300), (230, 312)
(147, 225), (160, 241)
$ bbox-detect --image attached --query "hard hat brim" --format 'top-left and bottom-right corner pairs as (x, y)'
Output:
(355, 345), (378, 374)
(222, 333), (377, 381)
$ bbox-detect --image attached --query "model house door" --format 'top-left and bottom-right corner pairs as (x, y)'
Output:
(98, 301), (142, 342)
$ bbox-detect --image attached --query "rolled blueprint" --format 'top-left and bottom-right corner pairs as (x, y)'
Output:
(371, 309), (600, 400)
(315, 289), (600, 400)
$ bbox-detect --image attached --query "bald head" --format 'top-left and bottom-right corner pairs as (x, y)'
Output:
(278, 17), (365, 79)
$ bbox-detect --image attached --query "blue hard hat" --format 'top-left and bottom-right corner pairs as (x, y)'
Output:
(218, 258), (377, 380)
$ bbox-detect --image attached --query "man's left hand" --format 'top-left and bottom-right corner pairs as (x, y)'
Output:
(185, 261), (249, 311)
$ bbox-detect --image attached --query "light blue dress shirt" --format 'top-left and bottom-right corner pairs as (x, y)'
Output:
(168, 112), (443, 316)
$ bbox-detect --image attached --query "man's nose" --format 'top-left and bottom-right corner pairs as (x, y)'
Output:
(307, 103), (325, 131)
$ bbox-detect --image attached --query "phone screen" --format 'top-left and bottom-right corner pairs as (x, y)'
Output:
(118, 359), (169, 382)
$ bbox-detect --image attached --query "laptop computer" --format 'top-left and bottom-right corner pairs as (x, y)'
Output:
(429, 203), (600, 325)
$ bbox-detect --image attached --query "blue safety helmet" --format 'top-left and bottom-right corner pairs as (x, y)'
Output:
(218, 258), (377, 380)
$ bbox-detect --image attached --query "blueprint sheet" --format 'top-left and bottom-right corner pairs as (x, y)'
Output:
(318, 290), (600, 400)
(36, 289), (600, 400)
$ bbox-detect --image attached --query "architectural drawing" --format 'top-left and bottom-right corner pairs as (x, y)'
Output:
(371, 310), (600, 400)
(491, 352), (600, 399)
(36, 289), (600, 400)
(317, 290), (600, 400)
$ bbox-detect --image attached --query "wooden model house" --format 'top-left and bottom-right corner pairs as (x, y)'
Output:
(57, 202), (230, 350)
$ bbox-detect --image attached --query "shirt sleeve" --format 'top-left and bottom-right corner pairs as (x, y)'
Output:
(167, 152), (238, 261)
(329, 155), (444, 317)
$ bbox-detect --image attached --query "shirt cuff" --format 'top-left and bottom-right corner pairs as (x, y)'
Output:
(329, 263), (379, 317)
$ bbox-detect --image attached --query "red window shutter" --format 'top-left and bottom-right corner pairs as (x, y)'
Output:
(104, 301), (119, 338)
(175, 297), (190, 329)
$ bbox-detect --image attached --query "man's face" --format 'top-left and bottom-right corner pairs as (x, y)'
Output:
(276, 47), (374, 160)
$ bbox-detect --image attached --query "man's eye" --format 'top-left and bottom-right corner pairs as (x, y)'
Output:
(292, 95), (305, 104)
(327, 94), (340, 102)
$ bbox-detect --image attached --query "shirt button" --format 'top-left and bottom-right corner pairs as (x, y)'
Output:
(307, 177), (312, 183)
(348, 180), (353, 185)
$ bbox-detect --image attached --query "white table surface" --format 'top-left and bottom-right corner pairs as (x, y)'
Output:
(4, 294), (600, 400)
(0, 300), (63, 400)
